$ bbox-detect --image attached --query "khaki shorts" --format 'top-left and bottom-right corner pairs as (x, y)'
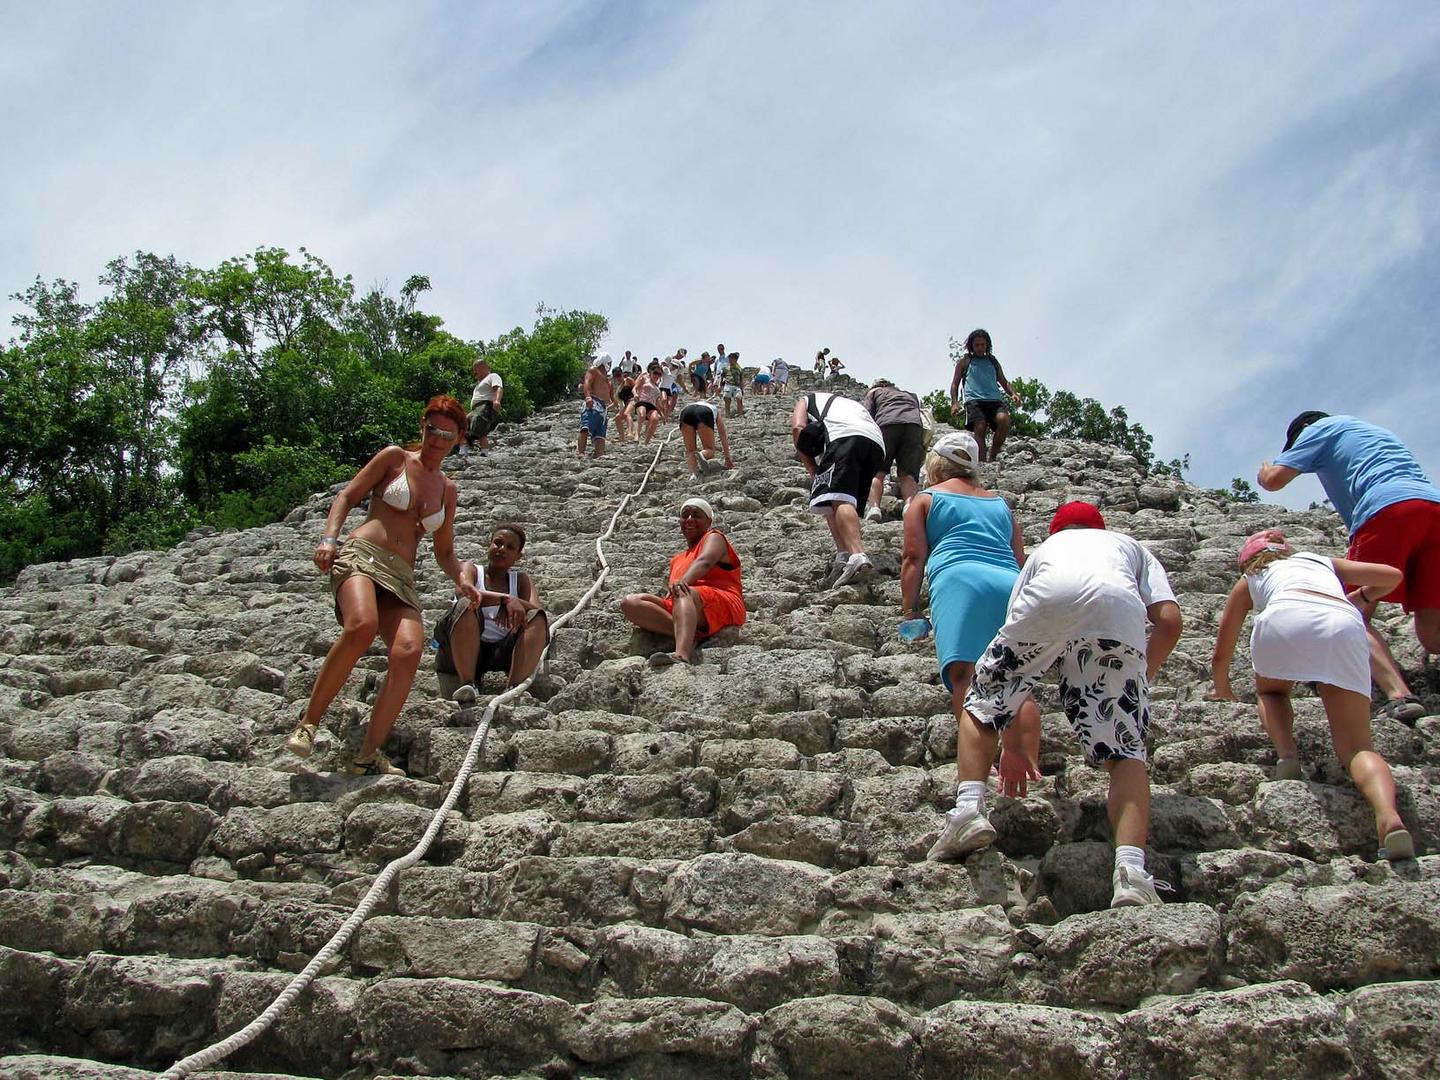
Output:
(328, 536), (421, 624)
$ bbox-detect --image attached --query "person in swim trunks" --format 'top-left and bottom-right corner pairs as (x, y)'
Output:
(579, 355), (614, 458)
(619, 497), (746, 666)
(678, 398), (734, 478)
(287, 395), (482, 777)
(434, 522), (550, 701)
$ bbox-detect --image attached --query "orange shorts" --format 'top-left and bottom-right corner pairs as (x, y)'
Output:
(662, 585), (746, 637)
(1348, 499), (1440, 613)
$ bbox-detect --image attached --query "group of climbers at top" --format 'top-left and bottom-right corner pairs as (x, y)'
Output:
(279, 330), (1437, 910)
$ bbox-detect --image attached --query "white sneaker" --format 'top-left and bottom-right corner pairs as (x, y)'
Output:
(1110, 864), (1172, 907)
(926, 805), (996, 861)
(864, 505), (883, 524)
(451, 684), (479, 705)
(833, 553), (875, 588)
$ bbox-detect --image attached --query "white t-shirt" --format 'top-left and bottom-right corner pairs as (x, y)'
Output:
(472, 372), (503, 407)
(1003, 528), (1176, 652)
(810, 391), (885, 451)
(1245, 552), (1345, 612)
(617, 355), (640, 374)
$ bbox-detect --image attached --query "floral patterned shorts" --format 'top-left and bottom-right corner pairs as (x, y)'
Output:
(964, 634), (1150, 764)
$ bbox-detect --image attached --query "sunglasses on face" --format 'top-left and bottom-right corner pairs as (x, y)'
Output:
(424, 423), (459, 441)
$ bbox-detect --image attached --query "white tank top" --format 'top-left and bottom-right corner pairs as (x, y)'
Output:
(1245, 552), (1345, 613)
(480, 568), (521, 643)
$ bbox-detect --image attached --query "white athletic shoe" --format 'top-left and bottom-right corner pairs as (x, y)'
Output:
(1110, 865), (1172, 907)
(926, 805), (996, 861)
(833, 553), (875, 588)
(450, 684), (479, 706)
(864, 505), (883, 524)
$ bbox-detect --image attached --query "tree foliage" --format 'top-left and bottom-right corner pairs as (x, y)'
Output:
(0, 248), (606, 583)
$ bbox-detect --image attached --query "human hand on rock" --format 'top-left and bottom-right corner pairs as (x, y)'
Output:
(998, 747), (1041, 798)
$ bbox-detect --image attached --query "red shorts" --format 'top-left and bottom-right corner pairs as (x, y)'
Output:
(1347, 499), (1440, 613)
(661, 585), (746, 636)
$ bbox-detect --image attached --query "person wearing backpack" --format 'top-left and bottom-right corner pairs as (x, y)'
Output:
(791, 390), (885, 587)
(862, 378), (927, 522)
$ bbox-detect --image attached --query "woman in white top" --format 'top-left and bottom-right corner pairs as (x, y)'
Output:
(1208, 528), (1412, 860)
(288, 395), (482, 776)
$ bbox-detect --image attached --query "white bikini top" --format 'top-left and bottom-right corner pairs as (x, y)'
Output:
(381, 468), (446, 534)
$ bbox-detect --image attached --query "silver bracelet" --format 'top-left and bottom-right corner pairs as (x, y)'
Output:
(320, 536), (338, 547)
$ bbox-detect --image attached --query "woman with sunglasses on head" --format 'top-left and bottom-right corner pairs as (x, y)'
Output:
(287, 395), (482, 776)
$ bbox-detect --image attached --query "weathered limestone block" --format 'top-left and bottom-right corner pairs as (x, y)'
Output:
(125, 705), (253, 763)
(1037, 840), (1116, 915)
(699, 737), (803, 775)
(727, 815), (849, 868)
(750, 709), (834, 755)
(665, 853), (830, 935)
(1147, 791), (1241, 852)
(63, 954), (246, 1065)
(393, 865), (500, 918)
(1248, 779), (1376, 859)
(845, 768), (929, 817)
(1119, 980), (1354, 1078)
(28, 751), (112, 797)
(1344, 980), (1440, 1080)
(1225, 879), (1440, 989)
(564, 995), (755, 1068)
(600, 924), (841, 1011)
(0, 1055), (154, 1079)
(467, 770), (584, 820)
(510, 729), (612, 775)
(754, 995), (919, 1080)
(353, 915), (539, 980)
(834, 716), (928, 764)
(496, 855), (643, 926)
(213, 971), (362, 1075)
(610, 730), (696, 774)
(1026, 904), (1221, 1008)
(867, 907), (1018, 1006)
(341, 802), (468, 864)
(115, 800), (219, 863)
(720, 768), (844, 830)
(918, 1000), (1123, 1080)
(1178, 848), (1333, 907)
(21, 795), (129, 857)
(454, 809), (559, 870)
(576, 768), (718, 823)
(354, 978), (573, 1075)
(207, 803), (343, 860)
(0, 889), (118, 955)
(1182, 761), (1266, 804)
(550, 818), (715, 861)
(115, 879), (251, 958)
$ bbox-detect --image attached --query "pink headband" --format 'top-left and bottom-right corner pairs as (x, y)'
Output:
(1238, 529), (1291, 568)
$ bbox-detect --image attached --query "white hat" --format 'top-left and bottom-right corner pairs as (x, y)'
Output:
(680, 497), (714, 520)
(592, 352), (613, 369)
(933, 430), (979, 468)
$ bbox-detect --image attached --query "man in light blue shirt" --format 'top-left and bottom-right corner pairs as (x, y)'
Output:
(1259, 412), (1440, 722)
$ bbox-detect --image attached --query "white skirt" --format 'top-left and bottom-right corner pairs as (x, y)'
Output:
(1250, 596), (1370, 696)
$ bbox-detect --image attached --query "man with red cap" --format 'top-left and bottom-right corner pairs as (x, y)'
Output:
(929, 500), (1183, 908)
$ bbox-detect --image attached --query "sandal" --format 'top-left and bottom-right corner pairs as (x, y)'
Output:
(285, 721), (319, 759)
(1381, 696), (1426, 725)
(1380, 828), (1415, 862)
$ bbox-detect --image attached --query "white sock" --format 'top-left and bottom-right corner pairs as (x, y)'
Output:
(1115, 845), (1147, 874)
(955, 780), (987, 814)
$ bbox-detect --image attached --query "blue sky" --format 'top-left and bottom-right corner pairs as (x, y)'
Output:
(4, 2), (1438, 506)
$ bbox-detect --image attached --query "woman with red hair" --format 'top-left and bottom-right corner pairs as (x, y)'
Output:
(287, 395), (482, 776)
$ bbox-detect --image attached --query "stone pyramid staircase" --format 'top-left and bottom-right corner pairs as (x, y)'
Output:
(2, 373), (1438, 1079)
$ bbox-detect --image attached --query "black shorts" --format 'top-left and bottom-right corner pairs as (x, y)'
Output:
(691, 374), (709, 393)
(809, 436), (886, 514)
(663, 387), (679, 398)
(679, 404), (715, 430)
(635, 400), (658, 415)
(468, 402), (497, 440)
(965, 399), (1007, 429)
(881, 423), (926, 481)
(617, 387), (634, 404)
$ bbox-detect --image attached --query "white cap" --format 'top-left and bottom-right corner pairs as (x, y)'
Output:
(933, 430), (979, 468)
(592, 352), (613, 369)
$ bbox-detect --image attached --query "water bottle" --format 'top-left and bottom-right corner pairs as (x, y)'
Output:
(898, 617), (931, 642)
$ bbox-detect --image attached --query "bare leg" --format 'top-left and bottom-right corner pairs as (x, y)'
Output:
(699, 426), (717, 463)
(898, 473), (919, 503)
(1415, 608), (1440, 655)
(1319, 682), (1404, 842)
(577, 429), (588, 458)
(991, 410), (1012, 460)
(867, 473), (886, 514)
(304, 576), (381, 728)
(827, 503), (865, 555)
(357, 598), (424, 759)
(682, 425), (699, 473)
(447, 605), (480, 690)
(620, 594), (676, 637)
(1104, 758), (1150, 848)
(957, 706), (1001, 782)
(1255, 675), (1300, 760)
(1354, 594), (1413, 700)
(507, 613), (550, 687)
(671, 591), (709, 661)
(594, 436), (605, 458)
(970, 419), (990, 462)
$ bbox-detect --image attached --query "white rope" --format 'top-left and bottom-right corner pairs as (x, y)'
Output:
(162, 428), (676, 1079)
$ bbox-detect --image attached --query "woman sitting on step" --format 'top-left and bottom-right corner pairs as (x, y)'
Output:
(1208, 528), (1415, 861)
(433, 522), (549, 702)
(287, 395), (481, 777)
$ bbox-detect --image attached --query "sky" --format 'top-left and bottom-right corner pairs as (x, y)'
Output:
(4, 1), (1438, 507)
